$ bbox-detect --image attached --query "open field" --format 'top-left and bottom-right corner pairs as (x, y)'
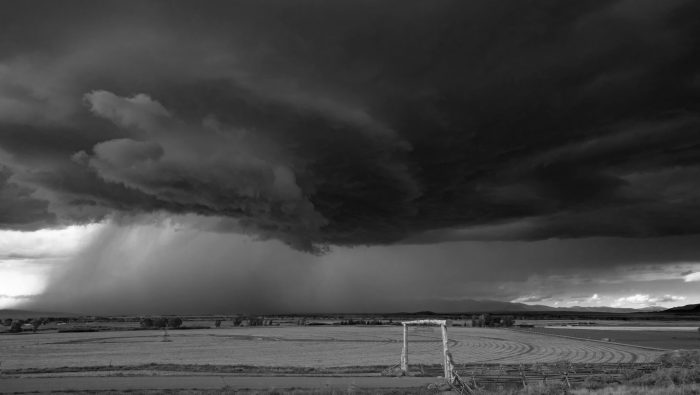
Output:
(516, 319), (700, 327)
(526, 327), (700, 350)
(3, 327), (699, 394)
(0, 326), (665, 372)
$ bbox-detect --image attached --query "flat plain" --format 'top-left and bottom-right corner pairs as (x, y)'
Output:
(526, 326), (700, 350)
(0, 326), (666, 372)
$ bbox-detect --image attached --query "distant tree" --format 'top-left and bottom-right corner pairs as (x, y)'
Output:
(30, 319), (42, 333)
(502, 316), (515, 327)
(152, 317), (168, 329)
(169, 317), (183, 328)
(232, 317), (242, 326)
(140, 318), (154, 328)
(2, 318), (12, 327)
(9, 321), (23, 333)
(214, 320), (221, 328)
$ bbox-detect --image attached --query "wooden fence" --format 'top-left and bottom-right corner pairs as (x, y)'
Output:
(423, 362), (662, 390)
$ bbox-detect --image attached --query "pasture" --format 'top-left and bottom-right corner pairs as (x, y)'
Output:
(0, 326), (664, 372)
(526, 326), (700, 350)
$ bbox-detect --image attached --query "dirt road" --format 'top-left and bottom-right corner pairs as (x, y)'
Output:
(1, 375), (439, 393)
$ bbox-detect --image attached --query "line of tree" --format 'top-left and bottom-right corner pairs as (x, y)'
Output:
(231, 316), (275, 326)
(2, 318), (44, 333)
(471, 314), (515, 327)
(339, 319), (393, 325)
(139, 317), (183, 329)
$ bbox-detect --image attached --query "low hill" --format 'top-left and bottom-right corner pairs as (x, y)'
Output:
(0, 309), (79, 319)
(404, 299), (666, 314)
(664, 303), (700, 313)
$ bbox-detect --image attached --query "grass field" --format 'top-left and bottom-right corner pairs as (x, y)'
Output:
(0, 326), (665, 372)
(526, 327), (700, 350)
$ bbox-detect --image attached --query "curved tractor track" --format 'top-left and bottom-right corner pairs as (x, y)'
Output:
(403, 328), (661, 366)
(1, 326), (663, 371)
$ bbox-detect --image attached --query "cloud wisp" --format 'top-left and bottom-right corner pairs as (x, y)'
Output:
(684, 272), (700, 282)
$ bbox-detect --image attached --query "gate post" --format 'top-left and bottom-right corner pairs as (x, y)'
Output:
(401, 323), (408, 373)
(442, 324), (452, 381)
(400, 320), (450, 379)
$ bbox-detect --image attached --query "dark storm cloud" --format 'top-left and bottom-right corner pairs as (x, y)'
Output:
(25, 225), (700, 314)
(0, 166), (55, 230)
(2, 0), (700, 251)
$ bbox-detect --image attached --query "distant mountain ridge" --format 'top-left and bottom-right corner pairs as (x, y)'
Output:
(0, 303), (675, 317)
(663, 303), (700, 313)
(407, 299), (667, 314)
(0, 309), (78, 318)
(549, 305), (666, 313)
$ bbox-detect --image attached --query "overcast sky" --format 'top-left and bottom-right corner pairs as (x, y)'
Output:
(1, 0), (700, 314)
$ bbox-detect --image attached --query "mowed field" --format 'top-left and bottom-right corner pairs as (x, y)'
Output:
(0, 326), (664, 371)
(527, 327), (700, 350)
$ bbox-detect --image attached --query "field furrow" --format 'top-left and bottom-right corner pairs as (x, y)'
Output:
(0, 326), (664, 370)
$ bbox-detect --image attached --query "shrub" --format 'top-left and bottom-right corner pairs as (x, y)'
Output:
(581, 374), (620, 390)
(152, 317), (168, 328)
(620, 367), (646, 381)
(631, 366), (700, 386)
(140, 318), (154, 328)
(9, 321), (23, 333)
(169, 317), (183, 328)
(632, 368), (676, 387)
(657, 350), (700, 367)
(523, 381), (568, 395)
